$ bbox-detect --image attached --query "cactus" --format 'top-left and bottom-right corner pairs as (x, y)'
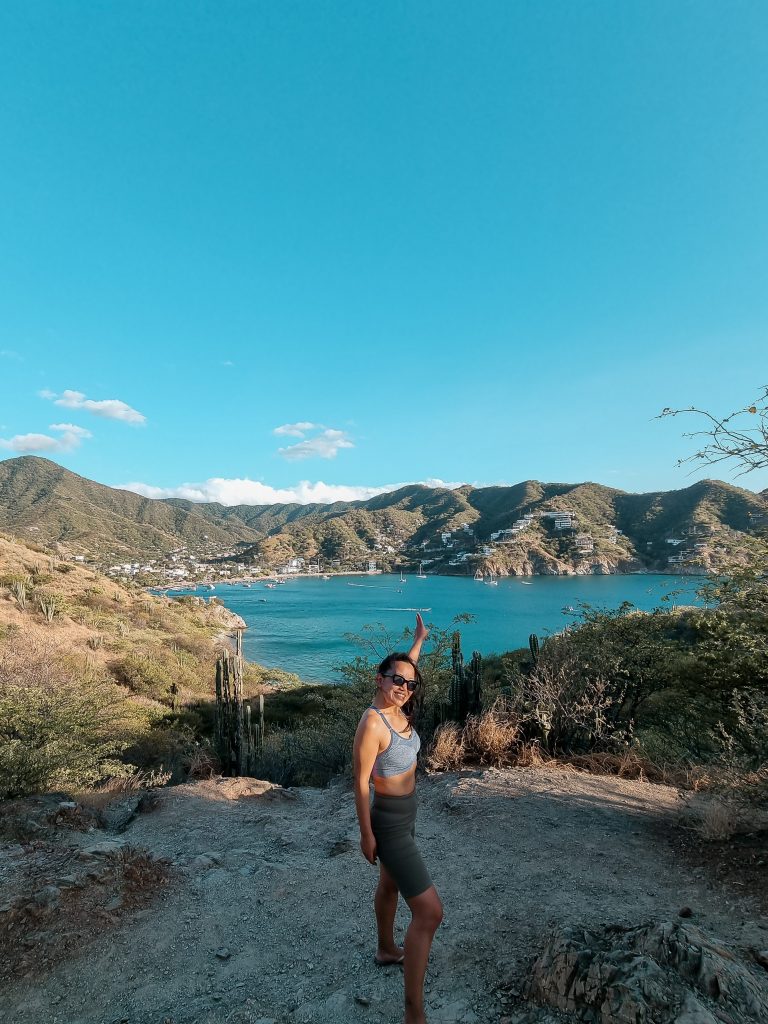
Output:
(215, 629), (261, 776)
(448, 631), (482, 723)
(39, 596), (57, 623)
(528, 633), (540, 664)
(10, 580), (27, 610)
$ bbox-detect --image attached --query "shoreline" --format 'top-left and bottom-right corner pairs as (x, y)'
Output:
(149, 567), (713, 593)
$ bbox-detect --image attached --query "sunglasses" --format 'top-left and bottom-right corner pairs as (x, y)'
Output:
(381, 672), (418, 692)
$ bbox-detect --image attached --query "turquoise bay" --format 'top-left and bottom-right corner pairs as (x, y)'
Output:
(173, 574), (704, 684)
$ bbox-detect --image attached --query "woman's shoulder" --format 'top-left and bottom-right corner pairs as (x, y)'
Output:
(358, 706), (384, 727)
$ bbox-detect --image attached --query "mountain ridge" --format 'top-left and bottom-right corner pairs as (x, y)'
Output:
(1, 456), (766, 577)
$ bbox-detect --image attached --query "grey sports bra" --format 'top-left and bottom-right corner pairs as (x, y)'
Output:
(369, 706), (421, 778)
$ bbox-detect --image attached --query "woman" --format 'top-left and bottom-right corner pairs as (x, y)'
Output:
(352, 613), (443, 1024)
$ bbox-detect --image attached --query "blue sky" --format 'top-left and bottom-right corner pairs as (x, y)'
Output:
(1, 1), (767, 503)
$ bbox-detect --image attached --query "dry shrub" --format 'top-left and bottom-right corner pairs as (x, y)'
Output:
(463, 709), (523, 766)
(74, 768), (171, 814)
(185, 743), (221, 779)
(79, 591), (116, 615)
(426, 722), (465, 771)
(172, 633), (214, 662)
(693, 797), (742, 841)
(513, 741), (551, 768)
(120, 845), (172, 895)
(426, 704), (545, 771)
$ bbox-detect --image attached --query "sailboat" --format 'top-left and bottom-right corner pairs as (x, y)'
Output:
(399, 570), (407, 584)
(485, 570), (498, 586)
(473, 569), (483, 581)
(417, 561), (427, 579)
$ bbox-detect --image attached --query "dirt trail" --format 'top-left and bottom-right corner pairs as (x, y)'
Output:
(2, 767), (766, 1024)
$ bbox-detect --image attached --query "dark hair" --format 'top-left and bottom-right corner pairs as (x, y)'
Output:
(377, 652), (423, 722)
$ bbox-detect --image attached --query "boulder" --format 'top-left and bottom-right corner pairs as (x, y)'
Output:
(101, 795), (141, 833)
(80, 839), (126, 857)
(524, 921), (768, 1024)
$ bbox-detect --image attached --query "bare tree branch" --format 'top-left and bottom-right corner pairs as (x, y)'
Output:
(657, 386), (768, 476)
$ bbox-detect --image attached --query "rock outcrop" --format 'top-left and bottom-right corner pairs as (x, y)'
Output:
(524, 920), (768, 1023)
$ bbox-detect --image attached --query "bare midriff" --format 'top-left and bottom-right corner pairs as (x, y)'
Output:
(371, 762), (417, 797)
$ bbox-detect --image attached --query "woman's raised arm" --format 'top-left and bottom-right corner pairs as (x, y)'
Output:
(407, 612), (430, 665)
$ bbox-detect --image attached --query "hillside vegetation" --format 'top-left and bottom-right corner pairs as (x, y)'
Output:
(0, 533), (278, 798)
(0, 457), (261, 562)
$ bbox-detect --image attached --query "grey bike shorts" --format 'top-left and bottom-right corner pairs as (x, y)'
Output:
(370, 789), (433, 900)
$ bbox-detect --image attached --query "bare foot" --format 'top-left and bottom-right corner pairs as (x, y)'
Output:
(374, 944), (405, 965)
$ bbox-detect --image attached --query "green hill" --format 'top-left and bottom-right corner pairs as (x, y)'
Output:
(0, 456), (766, 577)
(0, 457), (261, 560)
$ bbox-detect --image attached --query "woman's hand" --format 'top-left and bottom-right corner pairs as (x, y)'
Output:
(414, 612), (429, 645)
(360, 832), (378, 864)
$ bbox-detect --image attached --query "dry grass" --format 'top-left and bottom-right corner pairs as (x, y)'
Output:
(425, 708), (705, 784)
(185, 744), (221, 780)
(562, 750), (675, 785)
(426, 723), (466, 771)
(462, 711), (523, 766)
(426, 705), (550, 771)
(73, 769), (172, 815)
(0, 535), (222, 691)
(692, 797), (743, 841)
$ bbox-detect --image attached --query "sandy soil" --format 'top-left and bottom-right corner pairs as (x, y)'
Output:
(2, 767), (767, 1024)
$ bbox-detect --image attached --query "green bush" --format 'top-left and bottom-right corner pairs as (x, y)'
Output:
(0, 641), (135, 798)
(111, 652), (177, 698)
(122, 712), (204, 778)
(497, 595), (768, 767)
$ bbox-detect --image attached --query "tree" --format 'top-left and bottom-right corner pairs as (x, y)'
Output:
(658, 385), (768, 476)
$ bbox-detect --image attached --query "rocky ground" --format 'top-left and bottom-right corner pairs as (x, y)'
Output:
(1, 767), (767, 1024)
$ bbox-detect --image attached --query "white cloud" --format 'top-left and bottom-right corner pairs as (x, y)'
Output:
(39, 389), (146, 425)
(119, 476), (465, 506)
(273, 421), (318, 438)
(0, 423), (92, 454)
(49, 423), (92, 438)
(278, 428), (354, 461)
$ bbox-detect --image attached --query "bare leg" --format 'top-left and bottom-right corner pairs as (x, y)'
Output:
(403, 886), (443, 1024)
(374, 862), (404, 962)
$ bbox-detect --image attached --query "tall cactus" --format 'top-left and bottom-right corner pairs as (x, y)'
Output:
(528, 633), (540, 664)
(448, 631), (482, 722)
(214, 629), (262, 776)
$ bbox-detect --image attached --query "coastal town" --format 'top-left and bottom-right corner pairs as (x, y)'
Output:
(91, 504), (766, 589)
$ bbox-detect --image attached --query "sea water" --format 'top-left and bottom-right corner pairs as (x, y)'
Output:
(172, 573), (705, 684)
